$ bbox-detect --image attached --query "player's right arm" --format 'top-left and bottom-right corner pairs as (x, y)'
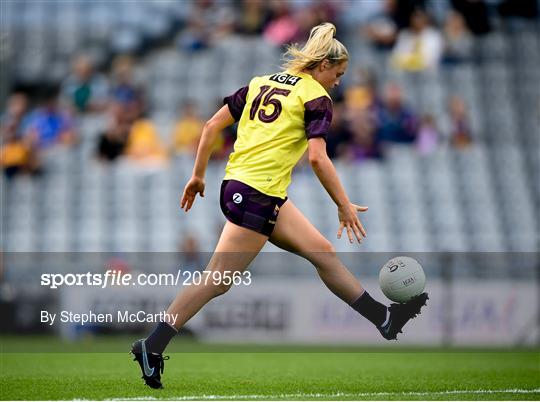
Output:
(181, 105), (235, 212)
(308, 137), (368, 243)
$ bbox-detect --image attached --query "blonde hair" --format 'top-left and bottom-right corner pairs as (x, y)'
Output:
(282, 22), (349, 73)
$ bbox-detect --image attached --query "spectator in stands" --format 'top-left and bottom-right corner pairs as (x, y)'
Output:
(416, 114), (439, 155)
(109, 55), (146, 122)
(0, 93), (36, 177)
(24, 87), (76, 149)
(286, 1), (338, 45)
(1, 129), (34, 178)
(235, 0), (271, 35)
(391, 9), (443, 72)
(390, 0), (427, 30)
(263, 1), (299, 46)
(339, 69), (383, 161)
(124, 108), (167, 167)
(346, 111), (383, 162)
(363, 0), (399, 51)
(171, 101), (204, 156)
(442, 11), (473, 65)
(448, 95), (472, 149)
(375, 82), (419, 144)
(310, 1), (339, 26)
(177, 16), (209, 51)
(96, 101), (131, 162)
(344, 68), (381, 115)
(450, 0), (491, 35)
(1, 93), (45, 177)
(291, 5), (323, 44)
(363, 0), (426, 51)
(177, 0), (235, 51)
(1, 92), (30, 140)
(61, 55), (109, 113)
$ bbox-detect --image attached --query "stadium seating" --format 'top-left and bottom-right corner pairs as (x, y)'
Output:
(1, 4), (538, 274)
(1, 0), (180, 81)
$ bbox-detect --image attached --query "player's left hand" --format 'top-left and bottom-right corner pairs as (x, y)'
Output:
(337, 203), (368, 243)
(180, 176), (205, 212)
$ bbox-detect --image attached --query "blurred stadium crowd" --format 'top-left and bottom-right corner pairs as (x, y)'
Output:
(1, 0), (539, 253)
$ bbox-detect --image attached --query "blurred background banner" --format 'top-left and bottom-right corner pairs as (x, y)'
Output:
(1, 0), (539, 349)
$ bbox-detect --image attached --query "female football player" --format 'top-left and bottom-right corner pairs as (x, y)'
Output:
(132, 23), (428, 389)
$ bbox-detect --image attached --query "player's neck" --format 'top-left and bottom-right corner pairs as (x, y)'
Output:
(301, 69), (326, 90)
(301, 69), (324, 85)
(301, 68), (316, 79)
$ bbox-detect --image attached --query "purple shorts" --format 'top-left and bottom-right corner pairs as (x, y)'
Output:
(220, 180), (287, 237)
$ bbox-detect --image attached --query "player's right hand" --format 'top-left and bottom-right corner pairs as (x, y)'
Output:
(337, 203), (368, 243)
(180, 176), (205, 212)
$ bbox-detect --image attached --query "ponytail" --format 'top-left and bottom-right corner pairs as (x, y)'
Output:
(282, 22), (349, 73)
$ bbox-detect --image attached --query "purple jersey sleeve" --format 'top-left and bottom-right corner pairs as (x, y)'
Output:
(304, 96), (333, 140)
(223, 86), (249, 122)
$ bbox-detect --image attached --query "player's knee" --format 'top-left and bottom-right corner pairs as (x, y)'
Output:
(305, 239), (336, 261)
(319, 239), (336, 254)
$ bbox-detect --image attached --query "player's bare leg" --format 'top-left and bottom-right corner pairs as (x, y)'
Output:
(165, 221), (268, 328)
(132, 221), (267, 388)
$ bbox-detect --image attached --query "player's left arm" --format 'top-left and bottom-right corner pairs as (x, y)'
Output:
(181, 105), (234, 212)
(308, 137), (368, 243)
(303, 94), (368, 243)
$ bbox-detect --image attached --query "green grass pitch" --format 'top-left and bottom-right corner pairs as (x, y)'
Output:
(1, 337), (539, 400)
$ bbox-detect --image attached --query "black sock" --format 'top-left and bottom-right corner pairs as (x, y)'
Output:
(145, 321), (178, 354)
(350, 291), (388, 327)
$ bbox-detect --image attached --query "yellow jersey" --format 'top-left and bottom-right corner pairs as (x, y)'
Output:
(223, 71), (332, 198)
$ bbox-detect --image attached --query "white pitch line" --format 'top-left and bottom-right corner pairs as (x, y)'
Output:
(109, 388), (540, 401)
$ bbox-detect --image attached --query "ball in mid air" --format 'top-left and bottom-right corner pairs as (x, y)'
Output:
(379, 256), (426, 303)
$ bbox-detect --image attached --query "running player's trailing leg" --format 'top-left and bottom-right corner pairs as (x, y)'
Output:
(131, 222), (268, 389)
